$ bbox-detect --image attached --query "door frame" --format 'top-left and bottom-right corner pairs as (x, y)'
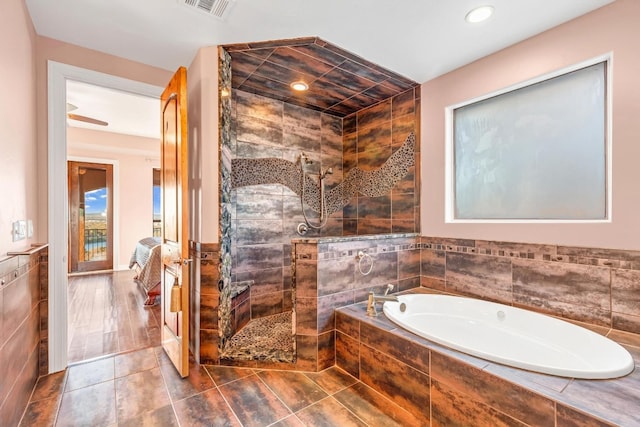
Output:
(47, 61), (162, 373)
(67, 157), (119, 272)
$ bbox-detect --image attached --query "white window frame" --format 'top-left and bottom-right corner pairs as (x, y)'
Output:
(444, 53), (613, 224)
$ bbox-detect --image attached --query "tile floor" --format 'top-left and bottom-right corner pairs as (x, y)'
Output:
(20, 346), (423, 426)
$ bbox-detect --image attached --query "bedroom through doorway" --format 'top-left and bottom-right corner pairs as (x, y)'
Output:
(65, 78), (161, 364)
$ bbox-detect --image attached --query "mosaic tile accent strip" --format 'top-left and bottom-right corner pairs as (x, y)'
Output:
(420, 237), (640, 271)
(231, 132), (415, 215)
(218, 47), (234, 354)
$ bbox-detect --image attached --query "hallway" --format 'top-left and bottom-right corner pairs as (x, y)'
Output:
(67, 271), (160, 363)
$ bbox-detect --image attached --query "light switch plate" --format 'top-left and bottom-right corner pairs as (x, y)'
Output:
(12, 220), (27, 242)
(27, 220), (33, 238)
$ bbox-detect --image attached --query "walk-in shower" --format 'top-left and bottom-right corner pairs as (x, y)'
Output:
(297, 152), (333, 236)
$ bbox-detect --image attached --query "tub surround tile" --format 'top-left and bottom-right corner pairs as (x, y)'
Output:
(336, 310), (360, 339)
(336, 305), (637, 425)
(336, 331), (360, 378)
(611, 268), (640, 316)
(560, 375), (640, 426)
(446, 252), (513, 303)
(557, 245), (640, 264)
(421, 236), (640, 335)
(484, 362), (570, 395)
(420, 251), (446, 280)
(333, 382), (428, 426)
(512, 259), (611, 326)
(431, 378), (527, 427)
(556, 404), (617, 427)
(317, 330), (336, 370)
(359, 322), (429, 374)
(359, 343), (429, 420)
(431, 351), (556, 426)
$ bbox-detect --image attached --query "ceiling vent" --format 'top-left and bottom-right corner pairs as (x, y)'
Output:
(180, 0), (235, 19)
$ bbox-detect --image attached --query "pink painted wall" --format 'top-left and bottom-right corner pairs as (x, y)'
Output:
(421, 0), (640, 250)
(35, 36), (173, 240)
(67, 127), (160, 269)
(0, 0), (38, 255)
(187, 46), (220, 244)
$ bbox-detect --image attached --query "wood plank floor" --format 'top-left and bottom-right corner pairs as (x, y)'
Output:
(67, 270), (161, 363)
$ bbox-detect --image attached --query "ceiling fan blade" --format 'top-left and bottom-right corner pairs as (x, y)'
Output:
(67, 113), (109, 126)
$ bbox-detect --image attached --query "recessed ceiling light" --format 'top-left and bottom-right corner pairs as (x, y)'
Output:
(465, 5), (494, 23)
(290, 81), (309, 91)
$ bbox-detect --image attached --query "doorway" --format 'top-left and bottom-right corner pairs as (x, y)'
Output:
(48, 61), (164, 372)
(68, 161), (114, 273)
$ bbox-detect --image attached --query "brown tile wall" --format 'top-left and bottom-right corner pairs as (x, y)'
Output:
(0, 244), (48, 427)
(335, 300), (637, 426)
(420, 236), (640, 334)
(231, 90), (344, 324)
(189, 241), (220, 364)
(343, 88), (420, 235)
(290, 233), (420, 372)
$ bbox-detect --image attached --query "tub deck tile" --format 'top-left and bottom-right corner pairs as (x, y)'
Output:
(560, 374), (640, 426)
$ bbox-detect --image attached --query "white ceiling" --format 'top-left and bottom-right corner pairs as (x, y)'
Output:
(29, 0), (615, 138)
(66, 80), (160, 139)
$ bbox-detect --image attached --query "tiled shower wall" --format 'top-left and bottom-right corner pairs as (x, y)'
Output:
(0, 244), (48, 426)
(343, 88), (420, 235)
(420, 236), (640, 334)
(231, 90), (344, 325)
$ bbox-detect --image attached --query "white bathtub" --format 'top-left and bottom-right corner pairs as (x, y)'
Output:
(382, 294), (635, 379)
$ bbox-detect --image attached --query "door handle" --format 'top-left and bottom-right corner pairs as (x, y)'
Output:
(173, 258), (193, 266)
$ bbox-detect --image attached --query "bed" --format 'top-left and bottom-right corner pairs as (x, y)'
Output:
(129, 237), (162, 305)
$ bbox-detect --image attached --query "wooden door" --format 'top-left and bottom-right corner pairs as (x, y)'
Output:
(160, 67), (190, 377)
(68, 161), (113, 273)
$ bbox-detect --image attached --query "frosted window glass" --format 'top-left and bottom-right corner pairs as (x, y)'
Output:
(453, 62), (606, 220)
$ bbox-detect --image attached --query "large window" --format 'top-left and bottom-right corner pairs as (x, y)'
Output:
(446, 57), (610, 222)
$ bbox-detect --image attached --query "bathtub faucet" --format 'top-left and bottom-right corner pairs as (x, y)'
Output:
(367, 292), (398, 317)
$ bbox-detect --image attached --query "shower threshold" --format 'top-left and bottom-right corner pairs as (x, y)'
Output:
(220, 311), (295, 362)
